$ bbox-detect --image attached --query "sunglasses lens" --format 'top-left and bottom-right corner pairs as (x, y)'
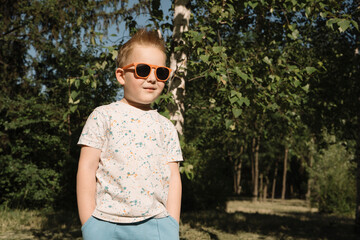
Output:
(136, 64), (151, 77)
(156, 67), (170, 81)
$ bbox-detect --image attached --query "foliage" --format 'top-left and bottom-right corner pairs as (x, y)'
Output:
(0, 0), (123, 208)
(170, 0), (360, 213)
(0, 0), (359, 226)
(0, 95), (65, 208)
(310, 134), (356, 215)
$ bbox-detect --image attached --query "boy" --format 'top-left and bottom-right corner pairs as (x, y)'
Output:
(76, 29), (183, 240)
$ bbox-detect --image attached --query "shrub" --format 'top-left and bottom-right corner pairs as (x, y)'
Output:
(310, 138), (356, 215)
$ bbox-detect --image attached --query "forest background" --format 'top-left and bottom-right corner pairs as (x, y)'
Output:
(1, 0), (360, 234)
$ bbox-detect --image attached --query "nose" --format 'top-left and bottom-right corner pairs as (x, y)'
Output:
(146, 68), (157, 83)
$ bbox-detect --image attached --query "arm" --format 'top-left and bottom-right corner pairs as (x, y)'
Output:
(76, 146), (101, 225)
(166, 162), (182, 223)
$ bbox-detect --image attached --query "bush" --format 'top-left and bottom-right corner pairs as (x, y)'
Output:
(180, 137), (233, 212)
(310, 138), (356, 215)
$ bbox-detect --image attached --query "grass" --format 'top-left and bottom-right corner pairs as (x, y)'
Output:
(0, 208), (82, 240)
(0, 199), (358, 240)
(180, 199), (357, 240)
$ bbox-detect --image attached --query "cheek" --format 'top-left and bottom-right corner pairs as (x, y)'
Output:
(158, 82), (165, 91)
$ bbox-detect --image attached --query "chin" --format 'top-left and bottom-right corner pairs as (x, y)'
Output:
(136, 99), (156, 105)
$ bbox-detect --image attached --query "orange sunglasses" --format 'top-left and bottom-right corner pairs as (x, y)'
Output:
(122, 63), (172, 82)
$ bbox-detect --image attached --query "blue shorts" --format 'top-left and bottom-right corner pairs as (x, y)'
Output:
(81, 216), (179, 240)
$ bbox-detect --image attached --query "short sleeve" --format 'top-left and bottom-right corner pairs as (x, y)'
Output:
(165, 124), (184, 163)
(77, 108), (108, 150)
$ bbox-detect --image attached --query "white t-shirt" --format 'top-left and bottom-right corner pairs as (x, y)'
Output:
(78, 101), (183, 223)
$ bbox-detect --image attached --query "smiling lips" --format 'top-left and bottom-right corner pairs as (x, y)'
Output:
(143, 87), (156, 92)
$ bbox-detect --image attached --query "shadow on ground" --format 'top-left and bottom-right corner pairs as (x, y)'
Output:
(32, 211), (82, 240)
(23, 208), (358, 240)
(181, 209), (358, 240)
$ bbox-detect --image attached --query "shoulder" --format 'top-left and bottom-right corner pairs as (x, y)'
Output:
(92, 101), (126, 116)
(155, 113), (178, 133)
(156, 112), (174, 126)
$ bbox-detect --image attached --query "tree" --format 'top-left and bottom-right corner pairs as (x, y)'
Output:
(169, 0), (190, 135)
(180, 0), (358, 210)
(302, 5), (360, 228)
(0, 0), (127, 208)
(1, 1), (359, 228)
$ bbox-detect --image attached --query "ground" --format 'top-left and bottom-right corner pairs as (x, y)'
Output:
(0, 199), (357, 240)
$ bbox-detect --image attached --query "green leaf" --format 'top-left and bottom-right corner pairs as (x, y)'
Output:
(77, 17), (82, 26)
(243, 97), (250, 106)
(225, 119), (233, 129)
(230, 90), (238, 97)
(305, 7), (311, 18)
(302, 84), (310, 92)
(180, 163), (194, 180)
(294, 79), (301, 87)
(351, 20), (359, 31)
(305, 67), (316, 75)
(249, 2), (258, 9)
(338, 19), (350, 33)
(263, 56), (272, 65)
(75, 79), (80, 89)
(229, 96), (237, 104)
(320, 12), (328, 18)
(209, 98), (216, 104)
(91, 80), (97, 89)
(193, 33), (203, 43)
(112, 50), (118, 60)
(196, 47), (204, 55)
(68, 78), (75, 86)
(70, 91), (79, 100)
(232, 108), (242, 118)
(212, 46), (223, 54)
(101, 61), (107, 70)
(292, 29), (299, 40)
(70, 105), (77, 113)
(234, 67), (248, 81)
(200, 54), (210, 63)
(326, 18), (340, 29)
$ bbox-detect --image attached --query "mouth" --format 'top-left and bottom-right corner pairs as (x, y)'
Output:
(143, 87), (157, 91)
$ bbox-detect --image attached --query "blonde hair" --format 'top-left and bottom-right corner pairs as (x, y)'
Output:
(116, 29), (166, 68)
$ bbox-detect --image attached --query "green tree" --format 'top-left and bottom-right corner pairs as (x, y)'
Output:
(291, 0), (360, 226)
(0, 0), (126, 208)
(178, 0), (359, 219)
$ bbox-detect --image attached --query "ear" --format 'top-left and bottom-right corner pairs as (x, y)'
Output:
(115, 68), (125, 86)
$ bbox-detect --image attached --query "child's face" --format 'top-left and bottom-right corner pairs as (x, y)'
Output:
(116, 45), (166, 109)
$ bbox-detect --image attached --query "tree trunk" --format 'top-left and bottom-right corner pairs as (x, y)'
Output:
(234, 159), (243, 195)
(251, 138), (255, 191)
(355, 121), (360, 232)
(306, 155), (313, 202)
(252, 136), (260, 201)
(281, 147), (289, 200)
(259, 173), (263, 200)
(272, 160), (278, 200)
(169, 0), (190, 135)
(67, 84), (72, 155)
(263, 177), (269, 200)
(233, 146), (243, 195)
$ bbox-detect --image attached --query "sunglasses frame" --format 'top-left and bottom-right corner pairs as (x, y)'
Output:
(122, 62), (172, 82)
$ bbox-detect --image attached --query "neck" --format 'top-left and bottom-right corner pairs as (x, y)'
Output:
(121, 98), (152, 111)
